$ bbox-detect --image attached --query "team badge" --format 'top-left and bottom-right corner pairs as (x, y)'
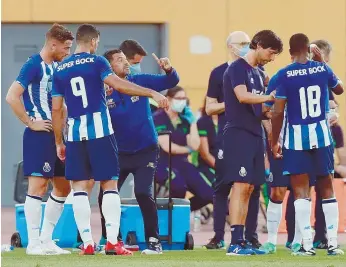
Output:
(147, 162), (155, 168)
(217, 149), (223, 160)
(239, 167), (247, 177)
(43, 162), (51, 173)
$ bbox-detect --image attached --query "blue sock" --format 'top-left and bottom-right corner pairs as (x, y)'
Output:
(231, 225), (244, 244)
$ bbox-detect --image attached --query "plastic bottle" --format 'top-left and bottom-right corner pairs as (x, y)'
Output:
(1, 245), (14, 252)
(193, 210), (201, 232)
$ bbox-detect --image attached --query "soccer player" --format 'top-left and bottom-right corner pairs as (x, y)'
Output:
(204, 31), (263, 251)
(271, 33), (344, 256)
(6, 23), (74, 255)
(51, 24), (168, 255)
(97, 49), (179, 254)
(223, 30), (282, 256)
(261, 64), (304, 254)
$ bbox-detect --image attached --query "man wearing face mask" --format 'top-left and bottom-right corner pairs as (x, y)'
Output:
(98, 49), (179, 255)
(119, 39), (147, 74)
(203, 31), (264, 252)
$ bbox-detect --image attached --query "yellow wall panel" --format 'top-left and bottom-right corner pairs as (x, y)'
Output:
(2, 0), (31, 22)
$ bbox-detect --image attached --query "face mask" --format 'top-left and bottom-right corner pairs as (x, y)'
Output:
(171, 99), (187, 113)
(129, 63), (141, 74)
(233, 44), (250, 57)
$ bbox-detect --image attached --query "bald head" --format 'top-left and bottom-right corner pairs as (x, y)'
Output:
(226, 31), (251, 59)
(226, 31), (250, 46)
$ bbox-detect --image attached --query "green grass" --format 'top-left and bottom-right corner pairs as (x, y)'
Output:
(2, 247), (345, 267)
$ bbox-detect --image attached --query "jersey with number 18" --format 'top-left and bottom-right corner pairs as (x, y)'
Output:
(275, 60), (339, 150)
(52, 52), (114, 142)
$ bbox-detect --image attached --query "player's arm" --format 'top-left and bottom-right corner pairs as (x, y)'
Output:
(199, 137), (215, 168)
(229, 65), (274, 104)
(6, 60), (52, 131)
(234, 85), (274, 104)
(186, 123), (200, 151)
(329, 76), (344, 96)
(131, 69), (179, 92)
(262, 120), (272, 143)
(197, 120), (215, 168)
(98, 56), (168, 108)
(51, 75), (65, 145)
(206, 68), (224, 115)
(51, 96), (65, 145)
(6, 82), (34, 127)
(206, 97), (225, 115)
(271, 87), (287, 146)
(135, 54), (179, 92)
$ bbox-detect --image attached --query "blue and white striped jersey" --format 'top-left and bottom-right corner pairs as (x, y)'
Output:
(16, 54), (57, 121)
(52, 52), (114, 142)
(275, 61), (339, 150)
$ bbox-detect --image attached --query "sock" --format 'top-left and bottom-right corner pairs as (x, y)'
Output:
(314, 190), (327, 242)
(292, 216), (302, 245)
(230, 225), (244, 244)
(102, 190), (121, 245)
(322, 198), (339, 247)
(98, 187), (107, 239)
(294, 198), (313, 251)
(245, 187), (260, 241)
(213, 187), (229, 242)
(40, 194), (66, 243)
(266, 199), (283, 245)
(72, 191), (93, 246)
(24, 195), (43, 246)
(285, 192), (296, 243)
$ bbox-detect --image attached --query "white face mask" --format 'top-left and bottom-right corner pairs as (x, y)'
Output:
(171, 99), (187, 113)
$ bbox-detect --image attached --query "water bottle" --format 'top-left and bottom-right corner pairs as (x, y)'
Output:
(193, 210), (201, 232)
(1, 245), (14, 252)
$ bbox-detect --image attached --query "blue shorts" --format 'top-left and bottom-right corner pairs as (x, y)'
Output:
(223, 128), (265, 186)
(283, 146), (334, 176)
(23, 128), (65, 178)
(65, 134), (119, 181)
(267, 152), (289, 188)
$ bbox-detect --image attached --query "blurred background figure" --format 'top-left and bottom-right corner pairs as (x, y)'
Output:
(154, 86), (214, 212)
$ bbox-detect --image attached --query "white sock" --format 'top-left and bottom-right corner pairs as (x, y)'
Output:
(292, 216), (302, 245)
(72, 191), (93, 246)
(322, 198), (339, 247)
(294, 198), (313, 251)
(102, 190), (121, 244)
(24, 195), (42, 246)
(40, 194), (66, 243)
(266, 199), (282, 245)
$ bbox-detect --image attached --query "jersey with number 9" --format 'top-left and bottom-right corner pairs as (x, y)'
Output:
(52, 52), (114, 142)
(275, 60), (339, 150)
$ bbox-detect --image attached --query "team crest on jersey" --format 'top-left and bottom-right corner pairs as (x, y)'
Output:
(217, 149), (223, 160)
(131, 96), (140, 103)
(147, 162), (155, 168)
(239, 167), (247, 177)
(266, 172), (273, 183)
(43, 162), (51, 173)
(107, 98), (116, 109)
